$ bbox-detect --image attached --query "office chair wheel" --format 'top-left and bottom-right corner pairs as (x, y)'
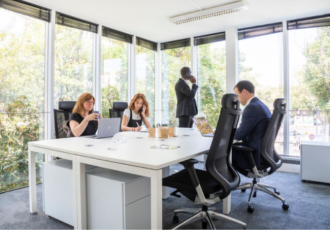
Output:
(282, 203), (289, 210)
(202, 221), (208, 229)
(247, 206), (254, 213)
(275, 191), (280, 195)
(173, 215), (179, 223)
(241, 189), (246, 192)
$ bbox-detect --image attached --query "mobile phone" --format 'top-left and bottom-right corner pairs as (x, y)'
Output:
(139, 107), (143, 113)
(186, 72), (191, 79)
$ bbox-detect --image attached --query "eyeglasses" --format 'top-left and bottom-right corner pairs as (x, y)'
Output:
(84, 101), (95, 105)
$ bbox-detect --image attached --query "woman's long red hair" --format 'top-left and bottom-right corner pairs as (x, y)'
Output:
(72, 92), (95, 115)
(128, 93), (150, 117)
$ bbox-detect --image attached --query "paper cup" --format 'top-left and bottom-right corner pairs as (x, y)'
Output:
(148, 128), (156, 138)
(160, 127), (169, 139)
(169, 127), (176, 137)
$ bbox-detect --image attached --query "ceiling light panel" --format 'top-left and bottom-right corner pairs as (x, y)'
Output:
(170, 1), (248, 25)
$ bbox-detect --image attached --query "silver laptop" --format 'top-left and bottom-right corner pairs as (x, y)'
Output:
(90, 118), (121, 139)
(193, 117), (214, 137)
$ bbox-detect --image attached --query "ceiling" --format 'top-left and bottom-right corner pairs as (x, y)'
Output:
(26, 0), (330, 42)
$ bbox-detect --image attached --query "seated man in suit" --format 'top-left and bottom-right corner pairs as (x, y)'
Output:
(233, 80), (271, 169)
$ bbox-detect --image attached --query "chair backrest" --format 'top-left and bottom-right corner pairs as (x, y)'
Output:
(54, 101), (76, 139)
(206, 93), (242, 200)
(261, 98), (286, 174)
(109, 102), (128, 118)
(109, 102), (128, 132)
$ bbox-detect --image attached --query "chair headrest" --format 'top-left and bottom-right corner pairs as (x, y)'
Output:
(113, 102), (128, 110)
(273, 98), (286, 110)
(221, 93), (240, 110)
(59, 101), (76, 111)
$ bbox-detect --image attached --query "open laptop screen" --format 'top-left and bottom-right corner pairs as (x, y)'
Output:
(193, 117), (213, 135)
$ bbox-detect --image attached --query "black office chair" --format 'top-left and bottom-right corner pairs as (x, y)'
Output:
(54, 101), (76, 139)
(163, 94), (246, 229)
(109, 102), (128, 131)
(233, 98), (289, 213)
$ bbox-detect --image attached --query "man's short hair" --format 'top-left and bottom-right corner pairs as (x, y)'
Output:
(180, 67), (190, 77)
(234, 80), (255, 94)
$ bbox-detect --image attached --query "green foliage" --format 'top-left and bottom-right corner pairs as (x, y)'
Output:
(0, 97), (43, 193)
(54, 25), (93, 108)
(302, 27), (330, 131)
(0, 12), (45, 193)
(101, 85), (119, 118)
(136, 46), (156, 124)
(162, 47), (190, 126)
(101, 37), (128, 117)
(197, 43), (226, 128)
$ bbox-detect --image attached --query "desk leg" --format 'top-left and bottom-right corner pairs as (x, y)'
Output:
(223, 193), (231, 215)
(73, 157), (87, 230)
(151, 169), (163, 229)
(28, 149), (37, 214)
(162, 166), (170, 199)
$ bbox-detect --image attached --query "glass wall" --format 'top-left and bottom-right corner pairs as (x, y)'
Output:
(136, 46), (155, 126)
(197, 41), (226, 129)
(54, 25), (93, 108)
(161, 47), (190, 126)
(239, 32), (284, 154)
(289, 27), (330, 156)
(101, 37), (129, 118)
(0, 9), (45, 192)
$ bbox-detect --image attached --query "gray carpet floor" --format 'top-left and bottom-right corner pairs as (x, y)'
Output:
(0, 165), (330, 229)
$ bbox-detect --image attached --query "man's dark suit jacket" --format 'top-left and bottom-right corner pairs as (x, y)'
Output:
(175, 78), (198, 118)
(234, 97), (271, 168)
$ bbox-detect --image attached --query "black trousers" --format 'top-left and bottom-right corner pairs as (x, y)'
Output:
(179, 116), (193, 128)
(232, 149), (254, 169)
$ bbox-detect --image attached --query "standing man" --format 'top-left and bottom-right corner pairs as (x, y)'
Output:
(175, 67), (198, 128)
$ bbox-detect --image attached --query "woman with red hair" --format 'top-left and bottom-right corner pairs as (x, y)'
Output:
(67, 92), (103, 137)
(121, 93), (151, 132)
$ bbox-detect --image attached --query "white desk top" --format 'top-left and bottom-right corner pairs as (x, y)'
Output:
(29, 128), (213, 170)
(301, 141), (330, 147)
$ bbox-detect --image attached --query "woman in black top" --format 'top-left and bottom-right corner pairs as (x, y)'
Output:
(121, 93), (151, 132)
(67, 93), (103, 137)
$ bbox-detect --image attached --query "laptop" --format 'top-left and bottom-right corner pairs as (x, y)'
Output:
(193, 117), (214, 137)
(89, 118), (121, 139)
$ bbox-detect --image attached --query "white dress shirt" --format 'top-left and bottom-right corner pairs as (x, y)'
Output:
(245, 96), (256, 107)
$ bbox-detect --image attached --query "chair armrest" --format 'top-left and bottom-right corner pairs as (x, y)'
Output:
(179, 159), (199, 167)
(179, 159), (200, 190)
(232, 145), (257, 169)
(232, 144), (255, 152)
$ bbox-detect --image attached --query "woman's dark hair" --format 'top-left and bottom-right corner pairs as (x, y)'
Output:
(234, 80), (255, 94)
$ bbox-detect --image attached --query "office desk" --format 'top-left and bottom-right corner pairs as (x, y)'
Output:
(28, 128), (231, 229)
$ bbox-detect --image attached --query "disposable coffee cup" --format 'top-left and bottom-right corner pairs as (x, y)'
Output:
(148, 128), (156, 138)
(93, 111), (99, 119)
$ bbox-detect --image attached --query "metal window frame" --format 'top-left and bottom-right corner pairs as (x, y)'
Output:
(44, 9), (55, 161)
(282, 20), (290, 157)
(93, 25), (102, 112)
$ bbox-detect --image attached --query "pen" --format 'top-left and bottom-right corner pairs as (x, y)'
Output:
(136, 122), (140, 127)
